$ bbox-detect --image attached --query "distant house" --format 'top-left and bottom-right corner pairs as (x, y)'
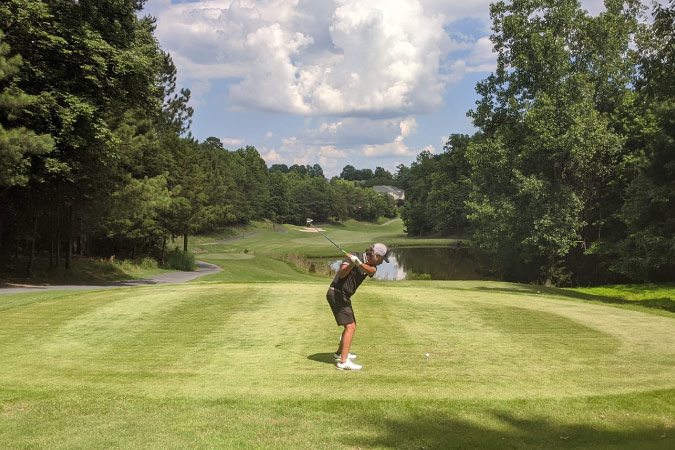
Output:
(373, 185), (405, 205)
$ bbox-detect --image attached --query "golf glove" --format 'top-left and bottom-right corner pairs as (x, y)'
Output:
(350, 255), (362, 266)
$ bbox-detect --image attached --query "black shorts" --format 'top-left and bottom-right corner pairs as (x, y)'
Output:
(326, 287), (355, 326)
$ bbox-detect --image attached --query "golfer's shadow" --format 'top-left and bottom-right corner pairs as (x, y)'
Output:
(307, 353), (335, 364)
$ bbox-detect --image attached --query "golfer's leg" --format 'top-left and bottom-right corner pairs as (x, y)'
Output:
(340, 322), (356, 363)
(336, 332), (343, 356)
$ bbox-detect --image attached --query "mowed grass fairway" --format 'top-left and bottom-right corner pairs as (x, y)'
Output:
(1, 223), (674, 449)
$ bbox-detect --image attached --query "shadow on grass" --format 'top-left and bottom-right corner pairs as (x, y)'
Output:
(307, 353), (335, 364)
(343, 406), (674, 450)
(474, 285), (675, 313)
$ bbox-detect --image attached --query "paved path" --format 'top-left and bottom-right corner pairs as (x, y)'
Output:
(0, 260), (221, 295)
(381, 218), (401, 226)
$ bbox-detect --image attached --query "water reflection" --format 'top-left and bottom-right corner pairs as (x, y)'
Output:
(329, 247), (487, 281)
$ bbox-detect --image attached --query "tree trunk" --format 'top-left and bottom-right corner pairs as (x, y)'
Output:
(183, 233), (188, 252)
(161, 237), (166, 266)
(544, 252), (554, 287)
(26, 214), (38, 277)
(55, 205), (60, 268)
(65, 205), (73, 270)
(78, 215), (84, 257)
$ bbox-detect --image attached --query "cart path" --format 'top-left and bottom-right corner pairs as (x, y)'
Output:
(0, 260), (221, 295)
(381, 218), (401, 226)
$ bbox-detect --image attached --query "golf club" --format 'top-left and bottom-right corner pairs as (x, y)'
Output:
(306, 218), (348, 255)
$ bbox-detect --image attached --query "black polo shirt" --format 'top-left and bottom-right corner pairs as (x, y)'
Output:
(330, 251), (374, 297)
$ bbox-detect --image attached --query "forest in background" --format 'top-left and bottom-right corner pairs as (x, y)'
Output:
(1, 0), (673, 286)
(398, 1), (674, 286)
(0, 1), (397, 276)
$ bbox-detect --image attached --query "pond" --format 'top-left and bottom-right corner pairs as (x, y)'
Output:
(329, 246), (490, 281)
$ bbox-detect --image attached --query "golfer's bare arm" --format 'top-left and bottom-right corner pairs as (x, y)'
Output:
(339, 254), (376, 278)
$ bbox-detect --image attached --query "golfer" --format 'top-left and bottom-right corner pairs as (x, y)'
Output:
(326, 243), (389, 370)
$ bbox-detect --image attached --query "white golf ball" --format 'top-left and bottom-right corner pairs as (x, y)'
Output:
(425, 353), (430, 358)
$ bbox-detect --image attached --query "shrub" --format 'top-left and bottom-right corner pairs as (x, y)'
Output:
(139, 257), (159, 269)
(165, 248), (196, 271)
(407, 271), (432, 280)
(284, 253), (333, 277)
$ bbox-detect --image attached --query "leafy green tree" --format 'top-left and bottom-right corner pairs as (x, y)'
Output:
(371, 166), (394, 186)
(399, 135), (472, 237)
(269, 171), (293, 223)
(197, 137), (237, 226)
(329, 178), (357, 222)
(0, 30), (54, 191)
(356, 168), (374, 181)
(308, 163), (324, 179)
(373, 167), (391, 181)
(101, 174), (171, 258)
(400, 150), (437, 235)
(232, 146), (270, 222)
(594, 2), (675, 281)
(466, 0), (641, 284)
(289, 174), (331, 224)
(427, 134), (473, 235)
(357, 189), (396, 222)
(0, 0), (169, 267)
(393, 164), (411, 190)
(269, 163), (289, 174)
(163, 137), (215, 251)
(340, 165), (357, 181)
(288, 164), (309, 177)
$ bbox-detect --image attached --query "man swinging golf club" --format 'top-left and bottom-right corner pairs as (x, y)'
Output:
(326, 242), (388, 370)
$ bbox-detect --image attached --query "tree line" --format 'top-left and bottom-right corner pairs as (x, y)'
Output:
(0, 1), (396, 275)
(3, 0), (672, 286)
(397, 0), (674, 286)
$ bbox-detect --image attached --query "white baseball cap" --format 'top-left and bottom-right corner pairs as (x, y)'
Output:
(373, 243), (389, 262)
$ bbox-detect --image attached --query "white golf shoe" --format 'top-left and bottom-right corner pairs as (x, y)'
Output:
(336, 359), (362, 370)
(333, 352), (357, 360)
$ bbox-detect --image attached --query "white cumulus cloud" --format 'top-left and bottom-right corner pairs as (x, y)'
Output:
(221, 137), (245, 147)
(149, 0), (471, 116)
(363, 117), (420, 157)
(142, 0), (657, 170)
(261, 148), (283, 164)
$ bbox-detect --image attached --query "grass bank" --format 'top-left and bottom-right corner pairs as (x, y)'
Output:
(0, 256), (173, 287)
(564, 284), (675, 313)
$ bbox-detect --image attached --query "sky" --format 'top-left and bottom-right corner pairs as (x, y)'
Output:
(140, 0), (649, 178)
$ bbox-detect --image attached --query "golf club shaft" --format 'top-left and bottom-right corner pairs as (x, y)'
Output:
(307, 222), (347, 255)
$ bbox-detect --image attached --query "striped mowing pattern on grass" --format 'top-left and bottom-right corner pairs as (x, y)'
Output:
(1, 260), (674, 450)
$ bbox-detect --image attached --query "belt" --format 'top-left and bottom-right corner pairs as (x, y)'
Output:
(328, 286), (348, 297)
